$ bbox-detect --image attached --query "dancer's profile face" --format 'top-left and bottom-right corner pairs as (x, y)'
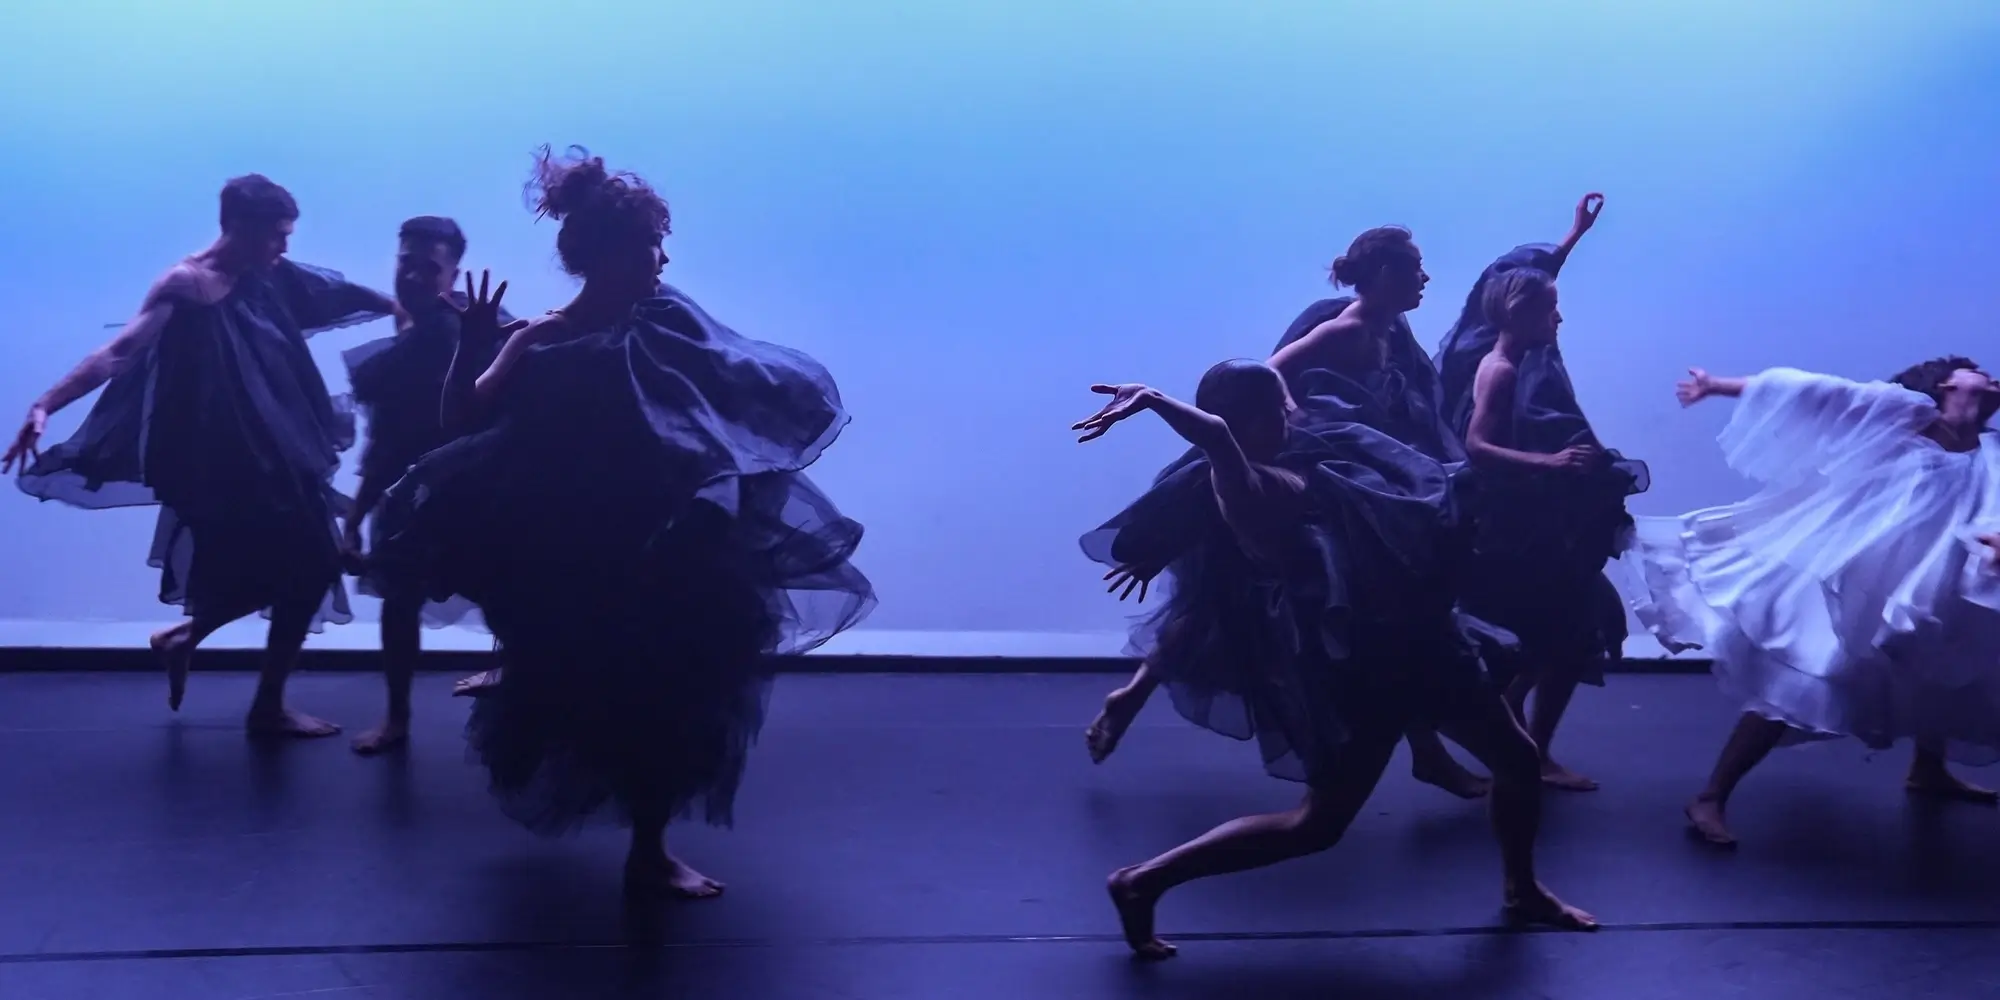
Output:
(1519, 284), (1563, 343)
(595, 236), (668, 296)
(1938, 367), (2000, 425)
(1377, 248), (1430, 313)
(395, 239), (459, 312)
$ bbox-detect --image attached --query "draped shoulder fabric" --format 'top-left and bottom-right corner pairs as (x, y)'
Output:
(372, 282), (873, 832)
(18, 258), (392, 628)
(1276, 297), (1463, 465)
(1431, 245), (1649, 674)
(1624, 367), (2000, 762)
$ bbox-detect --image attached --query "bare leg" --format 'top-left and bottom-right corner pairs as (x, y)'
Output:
(1435, 697), (1596, 930)
(1685, 712), (1786, 847)
(151, 601), (261, 711)
(1906, 742), (2000, 803)
(1087, 660), (1160, 764)
(1408, 725), (1492, 799)
(352, 596), (420, 755)
(244, 595), (340, 738)
(624, 805), (724, 900)
(1526, 661), (1595, 792)
(1106, 730), (1403, 959)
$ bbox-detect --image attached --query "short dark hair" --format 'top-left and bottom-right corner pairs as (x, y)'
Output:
(1890, 355), (1981, 405)
(1194, 358), (1287, 422)
(399, 216), (467, 261)
(1330, 226), (1419, 293)
(218, 174), (298, 231)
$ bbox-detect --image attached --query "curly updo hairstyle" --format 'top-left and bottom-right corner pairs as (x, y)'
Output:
(1329, 226), (1419, 293)
(525, 145), (672, 278)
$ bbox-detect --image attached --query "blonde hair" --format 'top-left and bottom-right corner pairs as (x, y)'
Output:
(1479, 267), (1555, 333)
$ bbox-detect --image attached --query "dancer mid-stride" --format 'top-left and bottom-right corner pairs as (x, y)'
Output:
(1624, 359), (2000, 847)
(4, 175), (397, 736)
(1085, 227), (1504, 802)
(369, 147), (873, 896)
(1075, 363), (1595, 960)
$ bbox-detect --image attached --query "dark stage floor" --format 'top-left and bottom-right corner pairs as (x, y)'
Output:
(4, 671), (1999, 999)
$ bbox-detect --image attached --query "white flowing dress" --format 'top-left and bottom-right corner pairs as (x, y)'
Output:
(1620, 367), (2000, 763)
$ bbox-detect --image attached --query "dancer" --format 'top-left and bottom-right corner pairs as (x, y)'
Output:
(340, 216), (512, 754)
(1088, 226), (1498, 801)
(1624, 359), (2000, 846)
(1440, 200), (1648, 790)
(369, 147), (873, 895)
(3, 175), (395, 736)
(1075, 364), (1595, 960)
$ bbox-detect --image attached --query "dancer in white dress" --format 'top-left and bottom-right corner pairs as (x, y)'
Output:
(1622, 357), (2000, 846)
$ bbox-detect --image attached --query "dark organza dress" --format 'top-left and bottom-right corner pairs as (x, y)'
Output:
(371, 283), (874, 832)
(18, 259), (391, 629)
(1084, 298), (1511, 783)
(1432, 245), (1649, 679)
(1083, 421), (1496, 783)
(340, 294), (512, 627)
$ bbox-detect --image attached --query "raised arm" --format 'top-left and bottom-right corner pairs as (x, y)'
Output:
(1073, 384), (1265, 520)
(438, 271), (529, 435)
(1551, 193), (1604, 269)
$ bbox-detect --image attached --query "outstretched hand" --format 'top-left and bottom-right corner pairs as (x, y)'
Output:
(1103, 562), (1163, 602)
(1574, 193), (1605, 235)
(1676, 368), (1718, 407)
(1, 405), (48, 475)
(1073, 384), (1156, 442)
(447, 270), (525, 350)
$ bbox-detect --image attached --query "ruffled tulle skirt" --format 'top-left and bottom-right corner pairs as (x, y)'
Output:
(1084, 426), (1511, 784)
(1622, 457), (2000, 764)
(374, 427), (873, 830)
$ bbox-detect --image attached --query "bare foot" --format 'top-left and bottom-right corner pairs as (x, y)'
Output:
(1684, 797), (1736, 847)
(1503, 881), (1598, 931)
(150, 624), (194, 711)
(350, 718), (410, 756)
(1412, 756), (1493, 800)
(1107, 865), (1176, 960)
(1086, 685), (1148, 764)
(453, 669), (502, 698)
(245, 707), (342, 739)
(1540, 759), (1600, 792)
(625, 853), (726, 900)
(1906, 768), (2000, 804)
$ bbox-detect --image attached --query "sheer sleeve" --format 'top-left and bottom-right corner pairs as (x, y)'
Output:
(1716, 367), (1937, 485)
(276, 260), (394, 336)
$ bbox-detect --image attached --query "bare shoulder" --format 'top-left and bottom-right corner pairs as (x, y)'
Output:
(149, 260), (228, 307)
(1474, 352), (1519, 389)
(510, 311), (570, 344)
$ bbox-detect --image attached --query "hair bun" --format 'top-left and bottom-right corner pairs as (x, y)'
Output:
(1329, 254), (1357, 286)
(530, 145), (613, 221)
